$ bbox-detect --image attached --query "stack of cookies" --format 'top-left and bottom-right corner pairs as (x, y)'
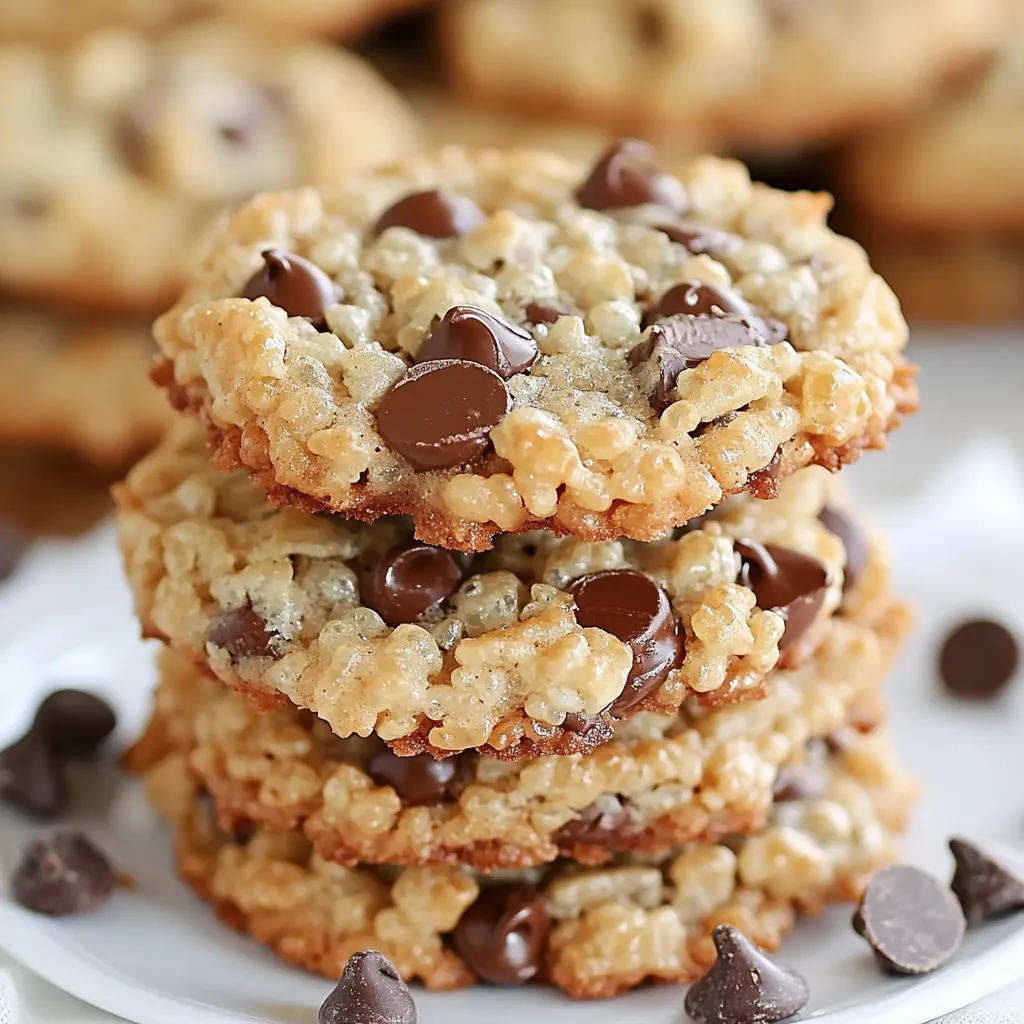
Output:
(119, 141), (919, 998)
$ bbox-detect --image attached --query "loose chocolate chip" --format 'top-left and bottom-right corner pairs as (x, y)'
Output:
(451, 885), (550, 986)
(818, 506), (868, 596)
(376, 360), (510, 471)
(0, 730), (66, 819)
(949, 837), (1024, 927)
(853, 865), (966, 975)
(772, 739), (829, 803)
(684, 924), (810, 1024)
(0, 523), (27, 581)
(575, 139), (686, 213)
(207, 607), (282, 663)
(33, 690), (116, 758)
(642, 281), (787, 343)
(938, 618), (1019, 700)
(319, 950), (416, 1024)
(522, 302), (567, 325)
(415, 306), (537, 378)
(366, 747), (460, 806)
(241, 249), (342, 331)
(656, 222), (739, 257)
(735, 541), (829, 654)
(568, 568), (682, 717)
(373, 189), (485, 238)
(554, 796), (635, 846)
(360, 541), (463, 626)
(12, 832), (116, 916)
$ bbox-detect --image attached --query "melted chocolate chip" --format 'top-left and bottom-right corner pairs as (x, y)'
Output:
(33, 690), (117, 758)
(568, 568), (682, 717)
(373, 189), (485, 238)
(375, 360), (510, 471)
(360, 541), (463, 626)
(319, 950), (417, 1024)
(415, 306), (537, 378)
(747, 447), (784, 501)
(772, 739), (829, 803)
(642, 281), (787, 342)
(554, 796), (635, 846)
(366, 747), (462, 806)
(207, 607), (282, 662)
(575, 139), (686, 212)
(241, 249), (342, 331)
(522, 302), (567, 325)
(818, 505), (868, 596)
(12, 832), (116, 916)
(451, 885), (550, 986)
(684, 925), (810, 1024)
(735, 541), (829, 654)
(853, 865), (965, 975)
(949, 837), (1024, 927)
(0, 729), (67, 818)
(655, 222), (740, 257)
(938, 618), (1019, 700)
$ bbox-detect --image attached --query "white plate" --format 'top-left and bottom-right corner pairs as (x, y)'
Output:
(1, 440), (1024, 1024)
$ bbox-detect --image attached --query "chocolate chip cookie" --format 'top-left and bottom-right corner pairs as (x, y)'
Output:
(149, 725), (914, 998)
(0, 307), (172, 467)
(442, 0), (1004, 152)
(153, 143), (917, 549)
(0, 23), (418, 312)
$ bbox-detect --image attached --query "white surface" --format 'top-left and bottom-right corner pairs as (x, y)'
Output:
(0, 328), (1023, 1023)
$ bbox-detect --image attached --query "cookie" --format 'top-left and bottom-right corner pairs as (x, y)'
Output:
(0, 307), (172, 467)
(441, 0), (1004, 152)
(127, 587), (908, 869)
(0, 23), (418, 312)
(150, 726), (914, 998)
(115, 421), (891, 758)
(153, 143), (916, 549)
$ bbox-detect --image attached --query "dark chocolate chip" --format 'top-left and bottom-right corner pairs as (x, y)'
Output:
(0, 729), (67, 818)
(949, 837), (1024, 927)
(373, 189), (485, 238)
(656, 222), (740, 257)
(241, 249), (342, 331)
(207, 607), (282, 663)
(33, 690), (117, 758)
(772, 739), (829, 803)
(938, 618), (1019, 700)
(12, 832), (116, 916)
(818, 506), (868, 596)
(553, 796), (635, 846)
(747, 448), (784, 501)
(451, 885), (550, 986)
(415, 306), (537, 378)
(853, 865), (965, 975)
(360, 541), (463, 626)
(0, 523), (27, 581)
(684, 924), (810, 1024)
(568, 568), (682, 717)
(575, 139), (686, 213)
(375, 359), (510, 471)
(735, 541), (829, 654)
(522, 302), (567, 325)
(319, 949), (416, 1024)
(365, 747), (460, 806)
(642, 281), (787, 342)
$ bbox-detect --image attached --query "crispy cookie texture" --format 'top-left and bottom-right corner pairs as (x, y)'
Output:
(153, 144), (917, 550)
(114, 421), (895, 757)
(0, 307), (173, 467)
(146, 726), (915, 999)
(441, 0), (1004, 151)
(0, 23), (418, 312)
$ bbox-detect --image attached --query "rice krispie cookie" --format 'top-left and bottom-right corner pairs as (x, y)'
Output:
(0, 24), (418, 312)
(116, 422), (891, 758)
(441, 0), (1003, 152)
(150, 728), (914, 998)
(127, 589), (908, 869)
(0, 308), (173, 467)
(154, 144), (916, 549)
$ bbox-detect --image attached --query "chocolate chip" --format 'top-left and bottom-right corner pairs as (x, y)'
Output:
(938, 618), (1019, 700)
(241, 249), (342, 331)
(568, 568), (682, 717)
(12, 832), (116, 916)
(747, 448), (783, 501)
(656, 222), (740, 257)
(0, 523), (27, 580)
(853, 865), (966, 975)
(213, 87), (285, 148)
(633, 2), (668, 49)
(0, 730), (67, 818)
(360, 541), (463, 626)
(642, 281), (787, 343)
(33, 690), (116, 758)
(575, 139), (686, 213)
(319, 950), (416, 1024)
(818, 506), (868, 596)
(12, 195), (47, 219)
(949, 837), (1024, 927)
(207, 607), (282, 663)
(735, 541), (829, 654)
(415, 306), (537, 378)
(684, 924), (809, 1024)
(376, 360), (510, 471)
(373, 189), (485, 238)
(451, 885), (550, 986)
(522, 302), (567, 325)
(366, 747), (460, 806)
(553, 796), (635, 846)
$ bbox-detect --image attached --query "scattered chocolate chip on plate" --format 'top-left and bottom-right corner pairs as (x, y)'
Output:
(939, 617), (1019, 699)
(950, 837), (1024, 927)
